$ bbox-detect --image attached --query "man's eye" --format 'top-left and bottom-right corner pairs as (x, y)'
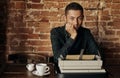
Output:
(70, 17), (74, 20)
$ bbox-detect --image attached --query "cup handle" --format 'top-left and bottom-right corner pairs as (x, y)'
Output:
(45, 66), (50, 72)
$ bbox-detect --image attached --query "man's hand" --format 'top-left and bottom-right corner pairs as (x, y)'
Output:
(65, 23), (77, 39)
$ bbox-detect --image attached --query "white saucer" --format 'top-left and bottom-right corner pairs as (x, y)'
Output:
(32, 70), (50, 76)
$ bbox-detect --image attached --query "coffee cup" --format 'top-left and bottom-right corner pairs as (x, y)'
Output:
(36, 63), (50, 76)
(26, 63), (34, 71)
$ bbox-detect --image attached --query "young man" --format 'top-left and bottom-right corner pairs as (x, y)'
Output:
(50, 2), (100, 73)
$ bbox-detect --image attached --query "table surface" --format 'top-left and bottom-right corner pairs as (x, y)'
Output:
(0, 63), (57, 78)
(0, 63), (119, 78)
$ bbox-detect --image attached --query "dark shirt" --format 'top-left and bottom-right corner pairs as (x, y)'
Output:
(50, 26), (99, 64)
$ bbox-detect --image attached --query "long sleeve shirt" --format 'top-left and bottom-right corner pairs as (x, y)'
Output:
(50, 26), (100, 63)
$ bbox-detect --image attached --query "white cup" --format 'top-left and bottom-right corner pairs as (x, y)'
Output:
(36, 63), (50, 76)
(26, 63), (34, 71)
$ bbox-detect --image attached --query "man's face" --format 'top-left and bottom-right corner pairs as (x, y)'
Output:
(65, 10), (84, 30)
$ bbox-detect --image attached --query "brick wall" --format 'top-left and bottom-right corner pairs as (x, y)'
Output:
(4, 0), (120, 65)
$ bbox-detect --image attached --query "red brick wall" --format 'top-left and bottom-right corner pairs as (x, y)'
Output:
(5, 0), (120, 65)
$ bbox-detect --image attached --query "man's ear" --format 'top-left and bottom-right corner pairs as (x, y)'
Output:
(60, 14), (66, 23)
(64, 15), (67, 22)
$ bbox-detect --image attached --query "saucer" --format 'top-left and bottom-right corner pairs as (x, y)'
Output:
(32, 70), (50, 76)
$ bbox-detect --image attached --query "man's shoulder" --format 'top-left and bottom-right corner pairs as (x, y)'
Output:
(51, 26), (65, 33)
(79, 26), (90, 32)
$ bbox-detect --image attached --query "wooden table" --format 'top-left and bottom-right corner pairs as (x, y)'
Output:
(0, 63), (57, 78)
(0, 63), (106, 78)
(0, 63), (120, 78)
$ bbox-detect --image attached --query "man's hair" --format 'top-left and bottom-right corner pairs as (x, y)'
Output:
(65, 2), (84, 15)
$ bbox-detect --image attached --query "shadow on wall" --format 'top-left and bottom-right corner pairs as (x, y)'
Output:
(0, 0), (8, 63)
